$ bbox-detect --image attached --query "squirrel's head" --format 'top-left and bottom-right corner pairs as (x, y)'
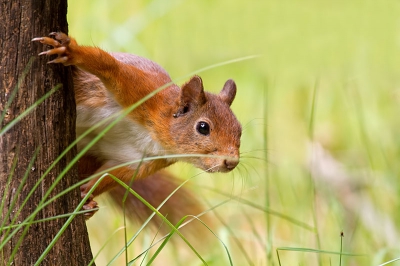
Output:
(165, 75), (242, 173)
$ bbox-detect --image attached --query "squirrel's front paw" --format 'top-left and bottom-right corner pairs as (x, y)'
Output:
(32, 32), (75, 65)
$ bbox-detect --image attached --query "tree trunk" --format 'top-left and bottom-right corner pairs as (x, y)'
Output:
(0, 1), (94, 265)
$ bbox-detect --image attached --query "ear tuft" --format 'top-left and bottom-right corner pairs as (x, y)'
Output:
(219, 79), (236, 106)
(180, 75), (206, 108)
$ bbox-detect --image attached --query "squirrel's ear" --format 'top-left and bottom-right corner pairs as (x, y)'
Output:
(219, 79), (236, 106)
(174, 76), (206, 117)
(180, 75), (206, 107)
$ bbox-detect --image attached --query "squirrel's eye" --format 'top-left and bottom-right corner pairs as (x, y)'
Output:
(196, 121), (210, 135)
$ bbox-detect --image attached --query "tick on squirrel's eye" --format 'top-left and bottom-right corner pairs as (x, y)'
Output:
(196, 121), (210, 135)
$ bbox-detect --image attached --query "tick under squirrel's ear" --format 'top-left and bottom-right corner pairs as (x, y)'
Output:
(174, 76), (206, 118)
(219, 79), (236, 106)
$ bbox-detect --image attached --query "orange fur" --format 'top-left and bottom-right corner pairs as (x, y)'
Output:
(33, 32), (242, 218)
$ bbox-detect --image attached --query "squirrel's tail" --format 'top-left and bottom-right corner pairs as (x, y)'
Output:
(106, 170), (206, 233)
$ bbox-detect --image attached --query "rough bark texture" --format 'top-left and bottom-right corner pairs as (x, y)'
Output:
(0, 1), (94, 265)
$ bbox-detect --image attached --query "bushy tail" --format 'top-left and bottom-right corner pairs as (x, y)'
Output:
(107, 170), (206, 233)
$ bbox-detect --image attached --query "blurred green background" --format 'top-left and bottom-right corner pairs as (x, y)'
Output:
(68, 0), (400, 265)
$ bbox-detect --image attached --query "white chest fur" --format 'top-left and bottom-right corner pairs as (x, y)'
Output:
(76, 99), (165, 164)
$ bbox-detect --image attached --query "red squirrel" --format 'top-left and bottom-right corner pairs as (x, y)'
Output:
(32, 32), (242, 220)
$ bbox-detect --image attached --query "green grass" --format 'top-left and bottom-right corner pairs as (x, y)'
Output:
(6, 0), (397, 265)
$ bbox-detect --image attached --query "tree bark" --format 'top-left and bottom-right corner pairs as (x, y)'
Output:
(0, 1), (94, 265)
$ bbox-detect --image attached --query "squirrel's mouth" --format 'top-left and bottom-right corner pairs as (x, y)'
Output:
(181, 154), (239, 173)
(201, 156), (239, 173)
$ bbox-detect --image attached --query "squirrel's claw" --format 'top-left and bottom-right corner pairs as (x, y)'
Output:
(81, 191), (99, 220)
(39, 46), (66, 56)
(83, 200), (98, 220)
(31, 37), (43, 42)
(32, 32), (73, 65)
(47, 56), (69, 64)
(32, 36), (61, 47)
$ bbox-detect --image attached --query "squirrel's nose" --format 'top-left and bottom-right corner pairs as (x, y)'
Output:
(224, 158), (239, 170)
